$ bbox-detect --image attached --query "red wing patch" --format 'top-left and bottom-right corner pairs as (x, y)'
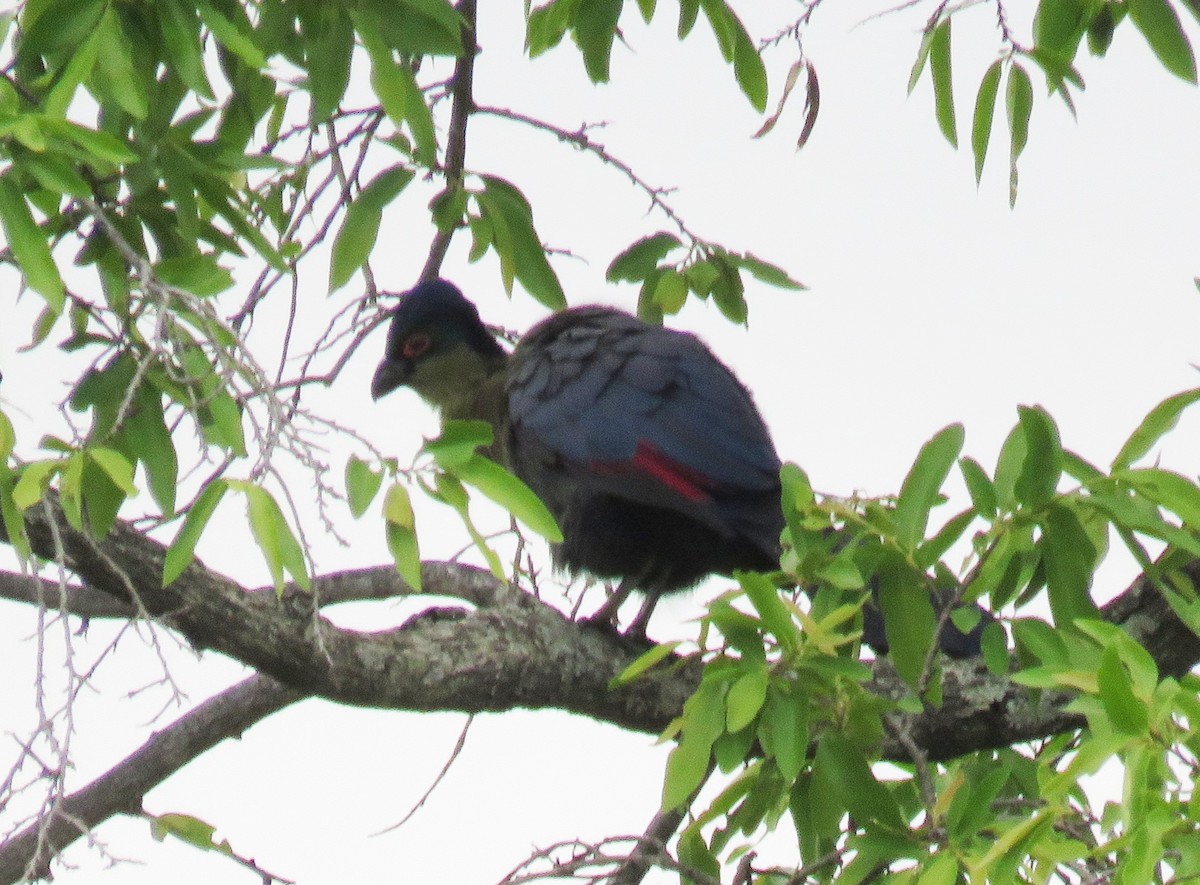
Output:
(590, 440), (713, 502)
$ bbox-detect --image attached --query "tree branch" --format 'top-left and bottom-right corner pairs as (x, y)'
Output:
(419, 0), (477, 284)
(7, 495), (1200, 761)
(3, 493), (1200, 883)
(0, 674), (302, 885)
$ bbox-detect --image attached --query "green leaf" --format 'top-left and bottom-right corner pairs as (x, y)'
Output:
(725, 5), (768, 111)
(159, 0), (213, 98)
(1013, 616), (1069, 666)
(0, 175), (65, 313)
(21, 152), (91, 200)
(677, 828), (720, 882)
(663, 679), (723, 810)
(1041, 504), (1101, 628)
(573, 0), (622, 82)
(80, 453), (127, 537)
(635, 272), (665, 324)
(919, 854), (961, 885)
(814, 732), (906, 831)
(59, 453), (85, 531)
(42, 119), (138, 166)
(1113, 387), (1200, 469)
(678, 0), (700, 37)
(972, 60), (1003, 184)
(526, 0), (573, 56)
(993, 422), (1027, 510)
(163, 480), (228, 586)
(0, 411), (12, 462)
(88, 447), (137, 497)
(356, 17), (437, 164)
(450, 454), (563, 543)
(198, 391), (247, 458)
(422, 420), (494, 468)
(384, 483), (422, 590)
(1129, 0), (1198, 82)
(917, 507), (975, 569)
(894, 423), (964, 550)
(606, 232), (683, 282)
(1087, 3), (1119, 55)
(155, 255), (235, 297)
(726, 665), (768, 732)
(959, 456), (998, 517)
(239, 482), (310, 593)
(304, 4), (354, 123)
(652, 269), (688, 314)
(763, 688), (808, 781)
(346, 456), (384, 518)
(41, 8), (105, 119)
(329, 165), (415, 292)
(610, 640), (682, 688)
(981, 621), (1010, 675)
(1005, 63), (1034, 207)
(1097, 643), (1150, 734)
(149, 812), (234, 855)
(930, 18), (957, 147)
(477, 176), (566, 309)
(1116, 467), (1200, 528)
(908, 20), (938, 94)
(359, 0), (462, 56)
(0, 465), (30, 560)
(1034, 0), (1088, 54)
(1090, 487), (1200, 558)
(708, 252), (747, 323)
(94, 6), (149, 119)
(12, 460), (63, 512)
(875, 556), (938, 689)
(123, 385), (177, 516)
(727, 252), (806, 290)
(1014, 405), (1062, 509)
(196, 0), (267, 69)
(739, 571), (796, 652)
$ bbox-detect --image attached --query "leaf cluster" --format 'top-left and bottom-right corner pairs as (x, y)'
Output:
(627, 389), (1200, 882)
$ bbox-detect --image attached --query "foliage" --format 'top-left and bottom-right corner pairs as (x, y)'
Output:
(650, 394), (1200, 882)
(0, 0), (1197, 883)
(909, 0), (1199, 204)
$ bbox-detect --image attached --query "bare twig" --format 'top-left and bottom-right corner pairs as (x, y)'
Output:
(373, 714), (474, 835)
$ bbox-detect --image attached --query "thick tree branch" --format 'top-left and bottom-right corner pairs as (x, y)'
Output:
(11, 498), (699, 732)
(2, 495), (1200, 883)
(7, 496), (1200, 760)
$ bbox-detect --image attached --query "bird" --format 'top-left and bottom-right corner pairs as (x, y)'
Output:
(371, 279), (991, 652)
(370, 279), (782, 638)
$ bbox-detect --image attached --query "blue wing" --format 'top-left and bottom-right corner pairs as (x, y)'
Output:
(506, 308), (781, 551)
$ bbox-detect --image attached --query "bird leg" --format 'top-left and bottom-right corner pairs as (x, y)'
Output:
(581, 579), (636, 630)
(621, 592), (660, 643)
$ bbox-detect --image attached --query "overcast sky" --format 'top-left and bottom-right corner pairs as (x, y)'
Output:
(2, 2), (1199, 882)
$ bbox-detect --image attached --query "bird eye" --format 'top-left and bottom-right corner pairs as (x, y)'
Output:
(402, 332), (433, 359)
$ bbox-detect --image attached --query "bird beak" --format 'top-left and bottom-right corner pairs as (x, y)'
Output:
(371, 359), (407, 400)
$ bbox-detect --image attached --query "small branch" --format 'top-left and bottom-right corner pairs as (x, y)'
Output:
(475, 105), (703, 248)
(0, 572), (135, 618)
(608, 806), (688, 885)
(373, 714), (474, 835)
(419, 0), (478, 284)
(0, 675), (302, 885)
(883, 713), (938, 829)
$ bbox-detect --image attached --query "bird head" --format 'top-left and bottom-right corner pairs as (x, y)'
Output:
(371, 279), (508, 418)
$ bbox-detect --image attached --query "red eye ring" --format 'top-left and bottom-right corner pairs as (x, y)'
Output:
(402, 332), (432, 359)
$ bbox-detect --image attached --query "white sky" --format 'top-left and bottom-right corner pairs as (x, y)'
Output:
(1, 2), (1199, 882)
